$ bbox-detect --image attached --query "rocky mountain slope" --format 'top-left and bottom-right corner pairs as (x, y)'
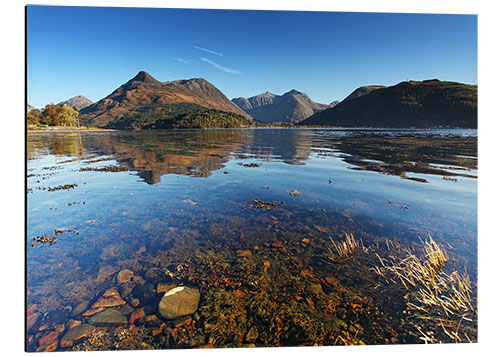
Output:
(232, 90), (335, 124)
(299, 80), (477, 128)
(58, 95), (94, 110)
(81, 71), (251, 127)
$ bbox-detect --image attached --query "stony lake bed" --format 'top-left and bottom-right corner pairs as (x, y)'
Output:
(26, 128), (477, 351)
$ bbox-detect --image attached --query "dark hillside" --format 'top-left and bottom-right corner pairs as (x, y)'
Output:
(299, 80), (477, 128)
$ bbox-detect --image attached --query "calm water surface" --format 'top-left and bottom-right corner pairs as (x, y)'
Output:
(26, 129), (477, 350)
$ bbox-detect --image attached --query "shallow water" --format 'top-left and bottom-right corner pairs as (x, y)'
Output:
(26, 128), (477, 350)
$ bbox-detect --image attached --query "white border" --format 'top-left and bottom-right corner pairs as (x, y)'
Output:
(2, 1), (498, 357)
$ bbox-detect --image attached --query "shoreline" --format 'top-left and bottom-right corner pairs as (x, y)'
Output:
(27, 126), (117, 133)
(27, 126), (477, 132)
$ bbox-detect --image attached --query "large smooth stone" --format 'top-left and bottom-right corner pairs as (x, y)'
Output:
(117, 304), (134, 316)
(60, 324), (96, 348)
(88, 309), (128, 326)
(158, 286), (200, 319)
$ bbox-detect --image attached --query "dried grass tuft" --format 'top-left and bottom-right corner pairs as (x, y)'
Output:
(329, 233), (367, 260)
(372, 235), (475, 342)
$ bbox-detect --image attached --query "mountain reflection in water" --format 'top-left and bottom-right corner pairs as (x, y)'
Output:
(28, 129), (476, 184)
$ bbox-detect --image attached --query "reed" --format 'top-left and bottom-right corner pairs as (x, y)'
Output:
(329, 233), (366, 260)
(372, 236), (475, 342)
(379, 237), (447, 289)
(407, 270), (473, 318)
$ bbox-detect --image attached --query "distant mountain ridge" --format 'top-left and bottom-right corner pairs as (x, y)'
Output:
(341, 86), (386, 103)
(58, 95), (94, 110)
(232, 91), (277, 111)
(81, 71), (251, 127)
(232, 90), (336, 124)
(299, 80), (477, 128)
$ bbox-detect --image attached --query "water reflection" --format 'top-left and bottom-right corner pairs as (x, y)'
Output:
(312, 131), (477, 182)
(28, 129), (477, 184)
(28, 133), (85, 160)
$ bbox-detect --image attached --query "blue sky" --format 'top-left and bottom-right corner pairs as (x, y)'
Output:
(27, 6), (477, 108)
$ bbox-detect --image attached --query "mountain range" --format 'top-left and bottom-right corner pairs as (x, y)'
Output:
(232, 90), (337, 124)
(80, 71), (250, 127)
(41, 71), (477, 129)
(299, 80), (477, 128)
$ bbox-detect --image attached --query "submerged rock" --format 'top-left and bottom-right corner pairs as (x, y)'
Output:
(27, 312), (40, 332)
(66, 319), (81, 330)
(60, 324), (96, 348)
(39, 330), (60, 346)
(97, 265), (118, 282)
(82, 307), (105, 316)
(144, 314), (161, 326)
(129, 307), (145, 325)
(133, 275), (145, 284)
(145, 267), (162, 280)
(36, 340), (58, 352)
(117, 304), (134, 316)
(92, 288), (126, 308)
(157, 282), (176, 294)
(237, 249), (253, 257)
(117, 269), (134, 284)
(158, 286), (200, 319)
(89, 309), (128, 326)
(325, 276), (339, 287)
(71, 300), (90, 317)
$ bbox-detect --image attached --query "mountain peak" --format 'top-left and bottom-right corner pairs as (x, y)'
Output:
(163, 78), (228, 100)
(232, 89), (330, 124)
(284, 89), (302, 96)
(129, 71), (162, 85)
(166, 78), (208, 84)
(187, 78), (210, 84)
(58, 95), (94, 110)
(81, 72), (251, 126)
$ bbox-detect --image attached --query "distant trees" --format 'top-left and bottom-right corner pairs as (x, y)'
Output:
(105, 103), (254, 130)
(27, 108), (43, 125)
(27, 104), (81, 127)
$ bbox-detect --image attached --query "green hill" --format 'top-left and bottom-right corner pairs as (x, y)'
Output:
(105, 103), (254, 129)
(299, 80), (477, 128)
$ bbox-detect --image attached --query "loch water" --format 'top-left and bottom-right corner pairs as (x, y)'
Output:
(27, 128), (477, 350)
